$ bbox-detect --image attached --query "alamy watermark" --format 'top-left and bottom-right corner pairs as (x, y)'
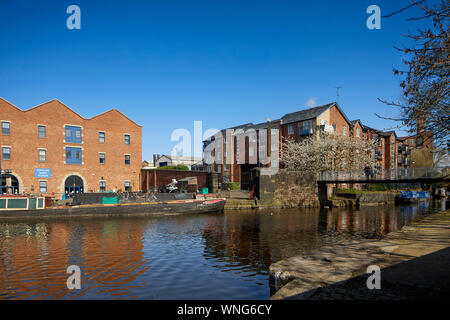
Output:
(66, 265), (81, 290)
(366, 265), (381, 290)
(366, 5), (381, 30)
(170, 121), (280, 175)
(66, 5), (81, 30)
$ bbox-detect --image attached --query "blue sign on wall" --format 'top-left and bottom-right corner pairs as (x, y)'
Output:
(35, 168), (51, 178)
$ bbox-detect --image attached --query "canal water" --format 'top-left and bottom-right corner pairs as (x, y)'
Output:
(0, 202), (440, 299)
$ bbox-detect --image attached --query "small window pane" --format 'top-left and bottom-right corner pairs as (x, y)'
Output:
(39, 149), (46, 162)
(1, 122), (10, 135)
(125, 155), (130, 165)
(39, 181), (47, 193)
(99, 153), (105, 164)
(124, 134), (130, 145)
(99, 132), (105, 143)
(2, 147), (11, 160)
(100, 181), (106, 192)
(125, 181), (131, 191)
(38, 125), (46, 138)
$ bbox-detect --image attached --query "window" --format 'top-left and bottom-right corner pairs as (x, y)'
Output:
(1, 122), (10, 135)
(99, 132), (105, 143)
(332, 124), (337, 132)
(38, 125), (46, 138)
(356, 127), (360, 138)
(410, 138), (415, 146)
(301, 121), (312, 135)
(2, 147), (11, 160)
(217, 164), (222, 173)
(124, 154), (130, 165)
(65, 126), (82, 143)
(236, 135), (240, 162)
(39, 181), (47, 193)
(100, 181), (106, 192)
(125, 181), (131, 192)
(288, 124), (294, 135)
(342, 125), (347, 136)
(249, 147), (254, 157)
(259, 130), (266, 144)
(66, 147), (82, 164)
(124, 134), (130, 145)
(259, 145), (266, 158)
(38, 149), (46, 162)
(225, 164), (230, 171)
(417, 137), (423, 147)
(99, 153), (105, 164)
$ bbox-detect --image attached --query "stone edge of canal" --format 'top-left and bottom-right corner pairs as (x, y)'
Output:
(269, 209), (450, 300)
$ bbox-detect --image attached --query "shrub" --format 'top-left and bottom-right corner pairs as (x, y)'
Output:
(222, 182), (240, 190)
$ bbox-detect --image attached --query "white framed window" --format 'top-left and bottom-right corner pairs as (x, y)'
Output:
(2, 147), (11, 160)
(38, 125), (46, 138)
(342, 125), (347, 136)
(356, 127), (360, 137)
(124, 134), (131, 145)
(38, 149), (46, 162)
(39, 181), (47, 193)
(99, 180), (106, 192)
(1, 121), (10, 135)
(99, 152), (106, 164)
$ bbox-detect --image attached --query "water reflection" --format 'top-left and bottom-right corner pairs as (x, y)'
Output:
(0, 203), (434, 299)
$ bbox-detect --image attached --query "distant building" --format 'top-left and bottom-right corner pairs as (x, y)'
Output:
(203, 102), (434, 188)
(153, 154), (203, 169)
(142, 160), (154, 168)
(0, 97), (142, 196)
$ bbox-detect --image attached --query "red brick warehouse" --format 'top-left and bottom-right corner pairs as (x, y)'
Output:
(0, 97), (142, 197)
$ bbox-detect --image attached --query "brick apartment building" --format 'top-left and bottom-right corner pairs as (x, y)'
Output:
(204, 102), (433, 188)
(0, 97), (142, 197)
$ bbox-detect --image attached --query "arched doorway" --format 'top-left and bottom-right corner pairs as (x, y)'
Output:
(64, 175), (84, 197)
(0, 174), (19, 194)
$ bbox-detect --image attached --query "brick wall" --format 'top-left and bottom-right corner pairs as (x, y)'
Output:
(141, 169), (208, 192)
(0, 98), (142, 196)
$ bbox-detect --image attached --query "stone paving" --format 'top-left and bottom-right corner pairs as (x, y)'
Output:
(269, 210), (450, 299)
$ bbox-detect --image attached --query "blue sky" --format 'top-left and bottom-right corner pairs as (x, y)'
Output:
(0, 0), (424, 161)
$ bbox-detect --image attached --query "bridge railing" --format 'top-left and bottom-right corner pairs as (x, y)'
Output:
(318, 167), (449, 182)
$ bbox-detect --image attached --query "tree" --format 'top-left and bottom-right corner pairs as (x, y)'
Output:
(281, 129), (376, 175)
(378, 0), (449, 147)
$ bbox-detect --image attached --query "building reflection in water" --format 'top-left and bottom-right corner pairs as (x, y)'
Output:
(201, 203), (430, 275)
(0, 219), (150, 299)
(0, 202), (433, 300)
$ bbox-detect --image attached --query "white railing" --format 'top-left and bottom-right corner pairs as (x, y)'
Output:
(318, 167), (449, 182)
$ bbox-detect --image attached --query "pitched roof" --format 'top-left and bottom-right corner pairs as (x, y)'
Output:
(281, 102), (335, 125)
(0, 97), (141, 127)
(378, 130), (397, 137)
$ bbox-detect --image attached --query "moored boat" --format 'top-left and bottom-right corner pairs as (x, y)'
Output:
(0, 194), (226, 220)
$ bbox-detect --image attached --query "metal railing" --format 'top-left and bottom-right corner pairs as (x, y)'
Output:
(318, 167), (449, 182)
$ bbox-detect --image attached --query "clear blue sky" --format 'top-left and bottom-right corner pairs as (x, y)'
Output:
(0, 0), (424, 161)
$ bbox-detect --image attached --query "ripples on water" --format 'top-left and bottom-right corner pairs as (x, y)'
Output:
(0, 202), (437, 299)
